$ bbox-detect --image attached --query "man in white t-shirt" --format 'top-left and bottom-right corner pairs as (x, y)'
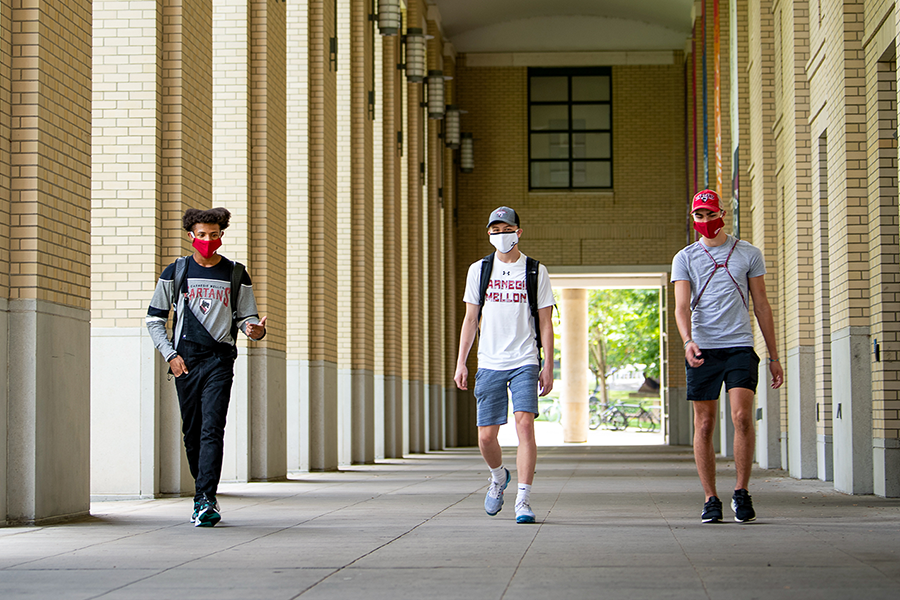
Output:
(454, 206), (555, 524)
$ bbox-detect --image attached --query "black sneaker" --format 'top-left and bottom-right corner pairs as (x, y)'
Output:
(194, 494), (221, 528)
(732, 488), (756, 523)
(190, 500), (201, 524)
(701, 496), (723, 523)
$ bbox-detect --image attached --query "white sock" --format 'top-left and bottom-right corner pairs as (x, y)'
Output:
(516, 483), (531, 505)
(490, 465), (507, 484)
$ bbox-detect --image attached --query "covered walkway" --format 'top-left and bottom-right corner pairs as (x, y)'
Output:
(2, 445), (899, 600)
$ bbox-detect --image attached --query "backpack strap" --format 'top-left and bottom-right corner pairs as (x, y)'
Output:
(229, 260), (246, 341)
(477, 252), (494, 328)
(526, 256), (542, 365)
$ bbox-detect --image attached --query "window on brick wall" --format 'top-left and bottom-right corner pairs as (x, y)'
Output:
(528, 67), (612, 190)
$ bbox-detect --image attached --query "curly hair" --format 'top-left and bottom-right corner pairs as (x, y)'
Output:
(182, 207), (231, 232)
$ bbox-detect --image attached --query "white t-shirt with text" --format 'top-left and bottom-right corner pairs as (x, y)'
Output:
(463, 253), (554, 371)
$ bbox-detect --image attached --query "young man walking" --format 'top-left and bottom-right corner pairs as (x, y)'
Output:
(454, 206), (555, 524)
(146, 207), (267, 527)
(672, 190), (784, 524)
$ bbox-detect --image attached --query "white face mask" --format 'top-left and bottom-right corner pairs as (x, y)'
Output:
(489, 231), (518, 254)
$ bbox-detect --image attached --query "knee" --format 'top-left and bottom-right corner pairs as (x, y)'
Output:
(694, 415), (716, 439)
(478, 429), (497, 448)
(732, 411), (754, 434)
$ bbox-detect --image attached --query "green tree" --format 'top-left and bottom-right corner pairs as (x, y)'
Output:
(587, 289), (660, 403)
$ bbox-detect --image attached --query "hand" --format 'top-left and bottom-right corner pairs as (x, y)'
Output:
(454, 365), (468, 390)
(538, 366), (553, 396)
(169, 355), (188, 378)
(769, 360), (784, 389)
(246, 316), (267, 340)
(685, 341), (704, 367)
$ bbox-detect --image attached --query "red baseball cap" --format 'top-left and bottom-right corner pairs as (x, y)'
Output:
(691, 189), (722, 213)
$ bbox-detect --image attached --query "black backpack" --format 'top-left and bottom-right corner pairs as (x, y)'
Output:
(170, 256), (246, 342)
(477, 253), (544, 364)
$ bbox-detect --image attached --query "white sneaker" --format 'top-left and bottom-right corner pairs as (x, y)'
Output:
(484, 468), (510, 516)
(515, 500), (535, 524)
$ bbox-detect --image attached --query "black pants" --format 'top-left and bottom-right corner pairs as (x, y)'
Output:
(174, 339), (235, 502)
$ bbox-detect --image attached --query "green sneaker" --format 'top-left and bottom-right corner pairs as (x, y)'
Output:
(194, 494), (221, 528)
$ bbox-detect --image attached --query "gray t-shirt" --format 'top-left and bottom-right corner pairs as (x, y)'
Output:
(671, 235), (766, 349)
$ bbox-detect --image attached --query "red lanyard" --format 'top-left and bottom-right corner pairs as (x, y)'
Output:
(691, 239), (747, 311)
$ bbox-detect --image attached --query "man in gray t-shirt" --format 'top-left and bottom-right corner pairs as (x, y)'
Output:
(671, 189), (784, 525)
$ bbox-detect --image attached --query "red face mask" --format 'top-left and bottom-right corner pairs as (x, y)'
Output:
(693, 217), (724, 239)
(192, 236), (222, 258)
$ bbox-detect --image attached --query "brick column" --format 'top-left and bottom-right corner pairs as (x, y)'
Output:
(336, 0), (352, 465)
(6, 0), (92, 523)
(382, 33), (404, 458)
(286, 0), (310, 473)
(747, 0), (783, 470)
(91, 0), (212, 501)
(776, 0), (816, 479)
(213, 0), (252, 484)
(308, 0), (339, 471)
(350, 0), (375, 464)
(443, 54), (459, 447)
(406, 1), (425, 454)
(822, 0), (872, 494)
(426, 18), (443, 451)
(867, 42), (900, 497)
(0, 0), (9, 524)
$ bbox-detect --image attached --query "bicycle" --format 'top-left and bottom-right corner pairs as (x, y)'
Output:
(616, 400), (660, 432)
(588, 396), (629, 431)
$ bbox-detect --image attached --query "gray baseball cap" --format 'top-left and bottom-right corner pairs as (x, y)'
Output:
(486, 206), (519, 228)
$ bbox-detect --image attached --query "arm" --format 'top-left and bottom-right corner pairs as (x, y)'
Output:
(454, 302), (480, 390)
(674, 280), (703, 367)
(748, 275), (784, 389)
(538, 305), (554, 396)
(146, 272), (189, 377)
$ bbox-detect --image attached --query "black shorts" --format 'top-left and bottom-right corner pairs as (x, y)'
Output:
(686, 347), (760, 401)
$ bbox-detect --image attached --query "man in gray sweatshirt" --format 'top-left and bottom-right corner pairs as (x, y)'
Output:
(146, 207), (267, 527)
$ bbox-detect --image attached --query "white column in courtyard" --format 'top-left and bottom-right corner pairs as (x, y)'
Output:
(560, 288), (589, 443)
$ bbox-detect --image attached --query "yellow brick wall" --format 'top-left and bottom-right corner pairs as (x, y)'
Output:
(351, 0), (374, 372)
(92, 2), (162, 326)
(455, 59), (686, 384)
(161, 1), (212, 271)
(337, 0), (352, 369)
(381, 34), (402, 379)
(864, 3), (900, 439)
(9, 1), (91, 309)
(0, 0), (11, 298)
(309, 0), (338, 364)
(287, 1), (309, 361)
(248, 0), (287, 353)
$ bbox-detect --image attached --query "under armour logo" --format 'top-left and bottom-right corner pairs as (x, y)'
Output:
(502, 270), (511, 276)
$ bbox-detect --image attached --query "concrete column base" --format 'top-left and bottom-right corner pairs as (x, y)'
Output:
(718, 385), (732, 457)
(286, 359), (310, 473)
(428, 383), (443, 451)
(383, 374), (403, 458)
(309, 360), (339, 471)
(249, 348), (286, 481)
(873, 438), (900, 497)
(831, 326), (873, 494)
(817, 434), (834, 482)
(90, 327), (165, 499)
(667, 387), (691, 446)
(374, 374), (385, 460)
(1, 299), (8, 524)
(787, 345), (817, 478)
(444, 386), (458, 448)
(351, 369), (375, 465)
(756, 360), (782, 470)
(7, 300), (90, 524)
(407, 379), (425, 453)
(338, 369), (353, 466)
(222, 351), (250, 483)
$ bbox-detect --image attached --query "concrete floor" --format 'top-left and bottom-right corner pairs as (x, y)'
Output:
(2, 445), (900, 600)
